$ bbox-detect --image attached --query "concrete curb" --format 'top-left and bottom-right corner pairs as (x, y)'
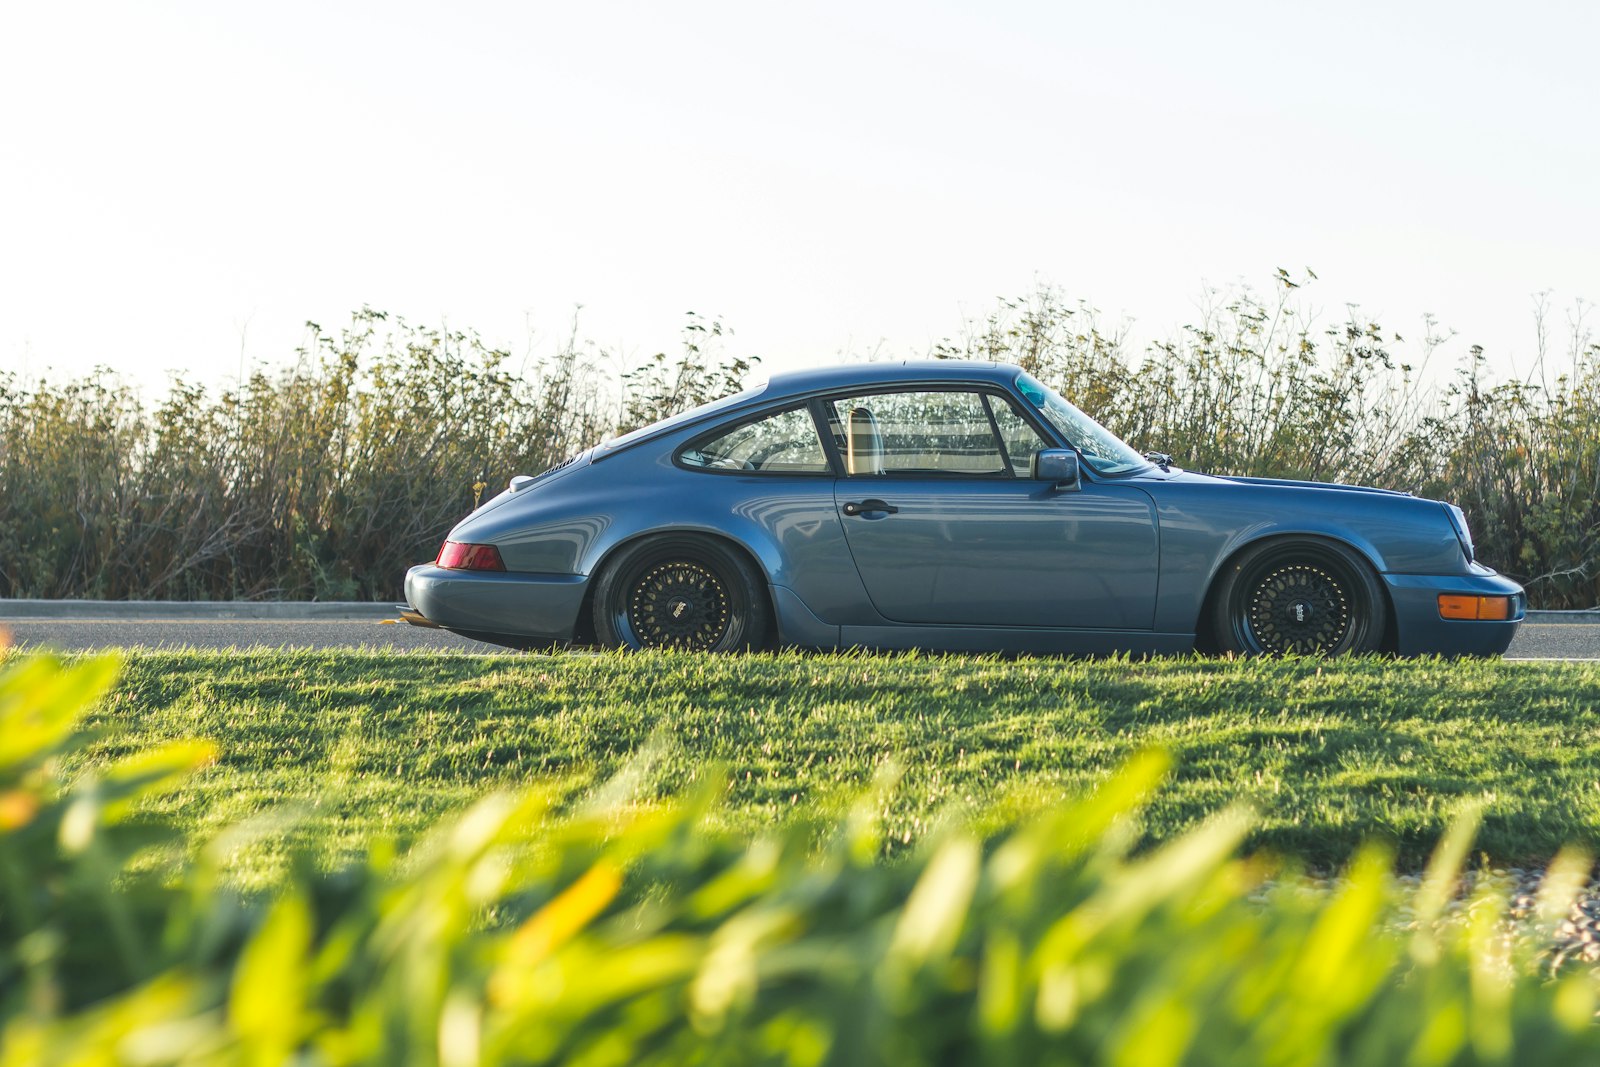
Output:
(0, 600), (401, 621)
(1526, 610), (1600, 625)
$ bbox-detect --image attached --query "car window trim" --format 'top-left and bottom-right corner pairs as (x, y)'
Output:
(809, 397), (847, 476)
(656, 374), (1127, 486)
(817, 382), (1058, 481)
(671, 401), (837, 478)
(978, 393), (1020, 477)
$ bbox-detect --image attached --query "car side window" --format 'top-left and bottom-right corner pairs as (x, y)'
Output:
(986, 393), (1051, 474)
(678, 406), (831, 473)
(823, 390), (1016, 476)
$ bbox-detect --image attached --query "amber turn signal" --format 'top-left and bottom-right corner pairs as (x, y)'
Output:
(1437, 594), (1511, 621)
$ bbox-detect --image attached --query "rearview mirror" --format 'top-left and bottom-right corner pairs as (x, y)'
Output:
(1031, 449), (1082, 492)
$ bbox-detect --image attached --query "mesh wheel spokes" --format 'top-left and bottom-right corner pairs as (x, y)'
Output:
(1245, 563), (1352, 655)
(627, 561), (732, 650)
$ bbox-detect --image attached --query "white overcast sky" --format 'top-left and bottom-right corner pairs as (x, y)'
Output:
(1, 1), (1596, 392)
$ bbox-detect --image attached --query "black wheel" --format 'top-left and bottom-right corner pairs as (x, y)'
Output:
(593, 535), (769, 652)
(1210, 539), (1386, 656)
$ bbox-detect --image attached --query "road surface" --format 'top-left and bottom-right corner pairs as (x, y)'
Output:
(2, 615), (1594, 659)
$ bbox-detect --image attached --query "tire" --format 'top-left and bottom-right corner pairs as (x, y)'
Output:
(1209, 539), (1386, 657)
(592, 535), (770, 652)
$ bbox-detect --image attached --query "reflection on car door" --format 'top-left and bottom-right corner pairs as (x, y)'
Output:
(824, 389), (1159, 630)
(834, 478), (1158, 628)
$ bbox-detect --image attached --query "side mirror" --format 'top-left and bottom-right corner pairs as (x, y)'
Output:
(1031, 449), (1082, 492)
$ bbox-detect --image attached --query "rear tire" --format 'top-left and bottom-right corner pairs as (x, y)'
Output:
(1210, 539), (1385, 656)
(593, 535), (769, 652)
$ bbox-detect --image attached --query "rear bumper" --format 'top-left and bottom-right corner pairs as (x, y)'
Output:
(404, 565), (588, 643)
(1384, 570), (1526, 656)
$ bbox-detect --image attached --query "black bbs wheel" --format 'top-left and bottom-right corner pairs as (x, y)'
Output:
(593, 536), (769, 652)
(1210, 539), (1385, 656)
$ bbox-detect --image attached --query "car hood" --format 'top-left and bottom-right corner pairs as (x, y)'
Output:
(1212, 474), (1414, 498)
(1139, 466), (1411, 497)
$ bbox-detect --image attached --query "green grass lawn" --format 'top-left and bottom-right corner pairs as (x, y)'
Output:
(21, 649), (1600, 1064)
(66, 650), (1600, 877)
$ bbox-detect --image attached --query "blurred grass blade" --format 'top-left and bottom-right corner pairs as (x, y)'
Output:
(97, 740), (219, 822)
(229, 891), (313, 1061)
(888, 835), (981, 968)
(0, 654), (121, 775)
(490, 860), (622, 1005)
(1415, 802), (1483, 929)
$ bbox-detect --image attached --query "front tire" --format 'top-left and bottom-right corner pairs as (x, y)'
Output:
(593, 535), (769, 652)
(1210, 539), (1386, 656)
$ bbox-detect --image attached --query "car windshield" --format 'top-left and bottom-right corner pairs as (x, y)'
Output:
(1014, 372), (1150, 476)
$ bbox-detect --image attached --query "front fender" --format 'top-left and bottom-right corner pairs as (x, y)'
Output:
(1206, 520), (1394, 584)
(1144, 476), (1468, 633)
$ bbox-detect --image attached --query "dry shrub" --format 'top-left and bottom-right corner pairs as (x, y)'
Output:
(2, 283), (1594, 607)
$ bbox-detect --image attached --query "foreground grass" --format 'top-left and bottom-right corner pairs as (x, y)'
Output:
(65, 650), (1600, 875)
(17, 652), (1600, 1066)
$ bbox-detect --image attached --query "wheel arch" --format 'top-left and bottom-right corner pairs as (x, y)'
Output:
(1194, 531), (1396, 652)
(579, 526), (778, 647)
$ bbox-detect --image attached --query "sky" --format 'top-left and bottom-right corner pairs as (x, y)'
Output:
(2, 0), (1596, 394)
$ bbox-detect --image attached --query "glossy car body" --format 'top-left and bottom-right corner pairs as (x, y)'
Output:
(404, 361), (1524, 656)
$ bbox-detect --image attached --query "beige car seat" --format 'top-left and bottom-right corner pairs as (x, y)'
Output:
(846, 407), (885, 475)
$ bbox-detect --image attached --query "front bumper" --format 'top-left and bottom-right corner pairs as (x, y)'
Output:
(404, 564), (589, 644)
(1384, 568), (1526, 656)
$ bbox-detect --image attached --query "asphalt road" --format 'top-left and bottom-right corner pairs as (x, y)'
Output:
(2, 617), (1595, 659)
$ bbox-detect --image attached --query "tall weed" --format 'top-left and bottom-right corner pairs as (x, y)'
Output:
(1, 281), (1595, 606)
(0, 310), (709, 600)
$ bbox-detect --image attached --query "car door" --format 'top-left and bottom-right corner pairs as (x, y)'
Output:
(674, 401), (864, 626)
(823, 387), (1159, 630)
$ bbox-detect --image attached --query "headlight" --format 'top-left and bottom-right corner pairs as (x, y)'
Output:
(1444, 504), (1475, 563)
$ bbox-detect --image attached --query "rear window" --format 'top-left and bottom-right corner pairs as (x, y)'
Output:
(679, 406), (830, 473)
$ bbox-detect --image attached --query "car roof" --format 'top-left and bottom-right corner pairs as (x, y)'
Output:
(597, 360), (1024, 458)
(760, 359), (1020, 404)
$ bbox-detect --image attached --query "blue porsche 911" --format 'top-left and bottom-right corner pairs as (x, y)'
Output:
(403, 361), (1524, 656)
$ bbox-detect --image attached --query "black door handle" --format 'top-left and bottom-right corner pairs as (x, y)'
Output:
(843, 499), (898, 516)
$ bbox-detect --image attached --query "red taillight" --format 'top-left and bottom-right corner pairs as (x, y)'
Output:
(436, 541), (506, 572)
